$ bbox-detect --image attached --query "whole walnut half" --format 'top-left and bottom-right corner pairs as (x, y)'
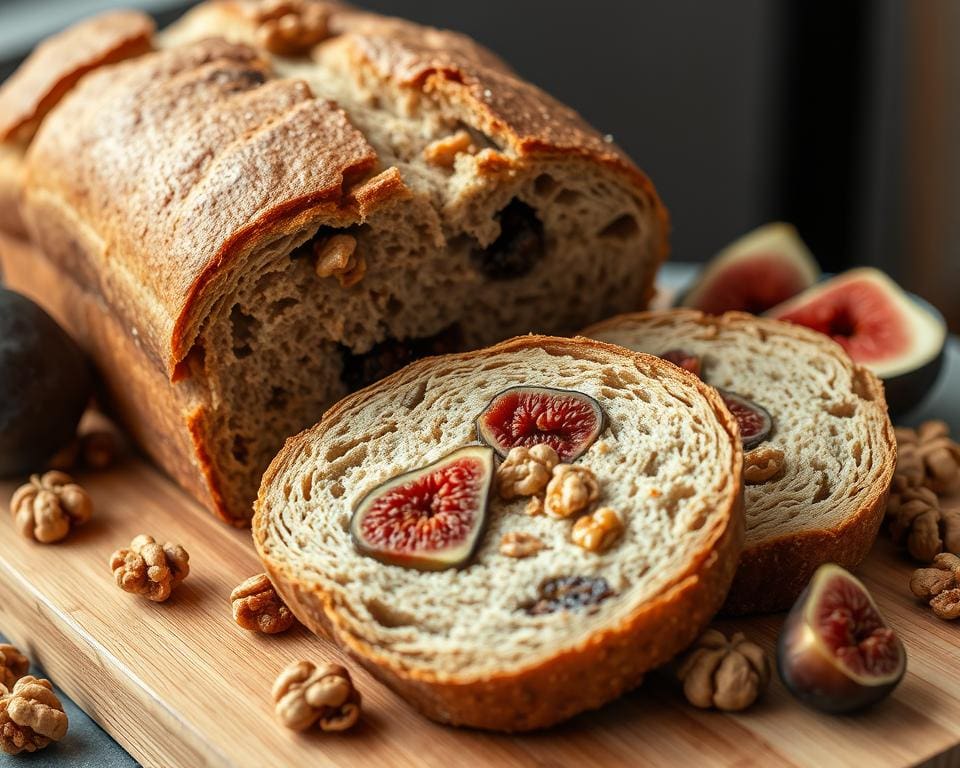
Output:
(887, 486), (960, 563)
(10, 471), (92, 543)
(895, 421), (960, 494)
(246, 0), (330, 56)
(0, 676), (68, 755)
(272, 661), (361, 732)
(231, 574), (296, 633)
(676, 629), (771, 711)
(0, 645), (29, 690)
(109, 534), (190, 602)
(911, 553), (960, 620)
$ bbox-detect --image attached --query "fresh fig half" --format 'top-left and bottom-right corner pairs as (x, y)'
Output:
(717, 390), (773, 448)
(778, 563), (906, 714)
(350, 445), (494, 571)
(767, 268), (947, 415)
(682, 222), (819, 314)
(476, 386), (605, 462)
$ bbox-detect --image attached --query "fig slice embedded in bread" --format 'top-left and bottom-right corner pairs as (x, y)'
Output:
(350, 445), (494, 570)
(476, 386), (604, 462)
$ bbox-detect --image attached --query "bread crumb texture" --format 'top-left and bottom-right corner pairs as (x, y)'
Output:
(256, 341), (739, 677)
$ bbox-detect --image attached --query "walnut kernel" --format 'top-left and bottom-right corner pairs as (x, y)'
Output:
(314, 234), (365, 288)
(231, 574), (296, 633)
(10, 471), (92, 543)
(272, 661), (361, 732)
(0, 676), (68, 755)
(0, 645), (28, 690)
(109, 534), (190, 602)
(676, 629), (770, 711)
(544, 464), (600, 518)
(571, 507), (623, 552)
(423, 131), (475, 167)
(911, 553), (960, 620)
(524, 496), (544, 516)
(499, 532), (544, 558)
(251, 0), (329, 56)
(895, 420), (960, 493)
(887, 486), (960, 562)
(743, 446), (786, 484)
(496, 444), (559, 500)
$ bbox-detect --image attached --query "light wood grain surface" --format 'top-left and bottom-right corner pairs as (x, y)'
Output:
(1, 456), (958, 768)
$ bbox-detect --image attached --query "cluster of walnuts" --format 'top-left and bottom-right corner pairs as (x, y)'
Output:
(495, 443), (624, 556)
(888, 421), (960, 563)
(0, 644), (68, 756)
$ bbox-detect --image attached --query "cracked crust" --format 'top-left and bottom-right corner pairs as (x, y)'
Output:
(2, 3), (668, 524)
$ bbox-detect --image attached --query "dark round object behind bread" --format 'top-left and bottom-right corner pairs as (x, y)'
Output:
(0, 288), (91, 475)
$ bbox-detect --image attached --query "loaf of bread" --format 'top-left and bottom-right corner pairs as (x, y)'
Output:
(254, 335), (743, 730)
(583, 310), (897, 613)
(0, 1), (668, 523)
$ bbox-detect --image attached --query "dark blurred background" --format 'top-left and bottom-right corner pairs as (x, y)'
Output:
(1, 0), (957, 328)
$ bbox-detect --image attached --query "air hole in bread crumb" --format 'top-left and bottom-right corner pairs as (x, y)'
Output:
(641, 452), (660, 476)
(555, 189), (583, 206)
(325, 423), (397, 462)
(267, 297), (297, 320)
(852, 368), (876, 401)
(401, 380), (428, 410)
(812, 473), (832, 503)
(232, 434), (251, 465)
(365, 598), (415, 628)
(301, 474), (313, 501)
(852, 440), (863, 466)
(533, 173), (559, 197)
(330, 481), (345, 499)
(664, 482), (696, 511)
(826, 400), (856, 418)
(230, 305), (259, 359)
(598, 214), (639, 240)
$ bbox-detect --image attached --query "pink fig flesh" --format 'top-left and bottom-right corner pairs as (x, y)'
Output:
(476, 386), (604, 462)
(350, 445), (494, 570)
(778, 563), (905, 713)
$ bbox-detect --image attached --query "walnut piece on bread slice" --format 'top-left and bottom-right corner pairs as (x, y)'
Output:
(253, 335), (743, 731)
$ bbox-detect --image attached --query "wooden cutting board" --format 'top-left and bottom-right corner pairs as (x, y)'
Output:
(1, 456), (959, 768)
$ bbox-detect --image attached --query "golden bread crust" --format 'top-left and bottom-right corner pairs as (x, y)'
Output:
(254, 335), (744, 730)
(582, 309), (898, 614)
(22, 38), (381, 376)
(0, 10), (154, 143)
(0, 232), (246, 524)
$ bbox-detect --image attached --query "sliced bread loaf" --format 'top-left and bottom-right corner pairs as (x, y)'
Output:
(254, 335), (743, 730)
(1, 2), (667, 523)
(583, 310), (897, 614)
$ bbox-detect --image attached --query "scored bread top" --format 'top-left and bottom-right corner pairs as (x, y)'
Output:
(10, 0), (667, 378)
(254, 336), (742, 679)
(584, 311), (896, 563)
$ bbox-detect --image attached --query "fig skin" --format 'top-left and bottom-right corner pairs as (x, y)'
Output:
(475, 386), (605, 463)
(777, 564), (906, 714)
(350, 445), (495, 571)
(0, 288), (92, 476)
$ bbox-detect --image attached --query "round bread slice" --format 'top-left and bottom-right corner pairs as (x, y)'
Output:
(254, 335), (743, 731)
(583, 310), (897, 614)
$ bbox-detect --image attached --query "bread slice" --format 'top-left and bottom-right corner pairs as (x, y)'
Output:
(3, 2), (667, 523)
(254, 335), (743, 730)
(583, 310), (897, 614)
